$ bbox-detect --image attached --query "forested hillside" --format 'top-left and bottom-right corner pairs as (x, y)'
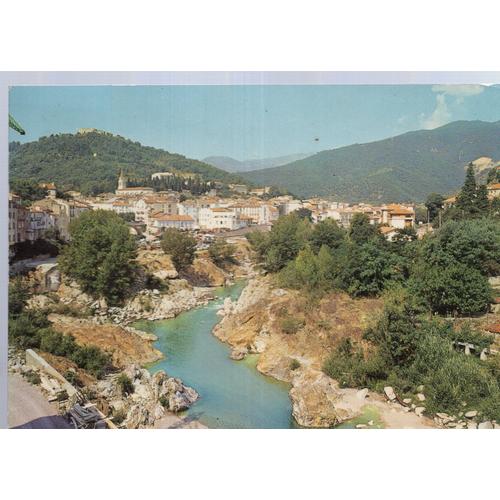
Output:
(9, 131), (246, 195)
(242, 121), (500, 202)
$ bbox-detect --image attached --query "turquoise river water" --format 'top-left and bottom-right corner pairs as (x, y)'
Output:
(134, 281), (296, 429)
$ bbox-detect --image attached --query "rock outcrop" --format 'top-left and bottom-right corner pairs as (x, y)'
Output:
(95, 364), (199, 429)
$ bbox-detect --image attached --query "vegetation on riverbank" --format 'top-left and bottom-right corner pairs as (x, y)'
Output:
(247, 169), (500, 422)
(9, 278), (112, 378)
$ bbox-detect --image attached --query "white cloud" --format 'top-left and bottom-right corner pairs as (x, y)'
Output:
(422, 94), (451, 129)
(431, 84), (485, 97)
(421, 84), (485, 129)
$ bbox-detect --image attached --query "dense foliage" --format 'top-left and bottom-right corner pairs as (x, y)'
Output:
(59, 210), (138, 306)
(160, 228), (197, 272)
(323, 292), (500, 420)
(208, 239), (236, 266)
(10, 131), (247, 195)
(242, 120), (500, 202)
(8, 279), (111, 378)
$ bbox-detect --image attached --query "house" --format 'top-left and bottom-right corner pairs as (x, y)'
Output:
(31, 197), (91, 240)
(228, 184), (248, 195)
(381, 204), (415, 229)
(443, 196), (457, 209)
(487, 183), (500, 199)
(8, 193), (28, 246)
(26, 206), (58, 241)
(150, 213), (194, 231)
(199, 207), (242, 231)
(379, 226), (399, 241)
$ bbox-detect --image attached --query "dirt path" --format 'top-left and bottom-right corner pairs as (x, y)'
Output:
(8, 373), (71, 429)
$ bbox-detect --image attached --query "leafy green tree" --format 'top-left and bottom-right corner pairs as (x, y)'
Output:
(208, 239), (236, 266)
(339, 242), (402, 297)
(348, 213), (380, 245)
(9, 278), (30, 317)
(419, 218), (500, 276)
(160, 228), (197, 272)
(487, 167), (500, 184)
(294, 207), (313, 221)
(10, 179), (48, 205)
(309, 218), (345, 252)
(425, 193), (444, 222)
(59, 210), (137, 306)
(411, 262), (491, 316)
(262, 213), (311, 272)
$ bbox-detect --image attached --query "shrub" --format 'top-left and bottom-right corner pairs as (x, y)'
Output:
(117, 373), (134, 396)
(24, 370), (41, 385)
(208, 240), (236, 266)
(112, 408), (127, 425)
(64, 370), (82, 387)
(159, 395), (169, 408)
(290, 359), (301, 371)
(280, 316), (304, 335)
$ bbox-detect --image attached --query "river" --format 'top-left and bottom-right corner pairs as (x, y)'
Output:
(134, 281), (296, 429)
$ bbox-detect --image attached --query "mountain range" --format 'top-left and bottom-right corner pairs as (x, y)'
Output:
(203, 153), (311, 172)
(241, 120), (500, 202)
(9, 131), (245, 195)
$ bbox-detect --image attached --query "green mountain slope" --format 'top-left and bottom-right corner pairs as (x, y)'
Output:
(9, 131), (246, 195)
(241, 120), (500, 202)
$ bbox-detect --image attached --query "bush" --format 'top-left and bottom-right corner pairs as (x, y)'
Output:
(112, 408), (127, 425)
(64, 370), (82, 387)
(24, 370), (41, 385)
(290, 359), (301, 371)
(280, 315), (304, 334)
(159, 395), (169, 408)
(208, 240), (236, 266)
(117, 373), (134, 396)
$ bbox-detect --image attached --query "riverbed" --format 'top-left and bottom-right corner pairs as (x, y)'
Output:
(134, 281), (295, 429)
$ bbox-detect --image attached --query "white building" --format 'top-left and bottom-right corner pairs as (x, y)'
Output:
(199, 207), (242, 231)
(150, 214), (194, 231)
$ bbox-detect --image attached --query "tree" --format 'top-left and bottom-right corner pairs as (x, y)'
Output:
(454, 164), (490, 217)
(348, 213), (380, 245)
(339, 242), (402, 297)
(411, 262), (491, 316)
(419, 218), (500, 277)
(425, 193), (444, 222)
(58, 210), (137, 306)
(294, 207), (313, 221)
(9, 278), (30, 317)
(309, 218), (345, 252)
(160, 228), (197, 272)
(259, 213), (311, 272)
(208, 239), (236, 266)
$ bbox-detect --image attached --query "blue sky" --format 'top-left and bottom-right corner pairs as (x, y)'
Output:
(9, 84), (500, 160)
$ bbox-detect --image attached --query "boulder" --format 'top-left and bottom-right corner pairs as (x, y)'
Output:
(356, 388), (369, 400)
(230, 348), (246, 361)
(478, 421), (494, 429)
(416, 393), (426, 402)
(384, 386), (397, 401)
(415, 407), (425, 417)
(403, 398), (412, 405)
(464, 410), (478, 419)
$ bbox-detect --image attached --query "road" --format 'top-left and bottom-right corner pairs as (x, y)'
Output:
(8, 373), (71, 429)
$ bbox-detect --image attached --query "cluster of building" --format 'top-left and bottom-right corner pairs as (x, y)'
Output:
(9, 185), (91, 247)
(9, 170), (420, 252)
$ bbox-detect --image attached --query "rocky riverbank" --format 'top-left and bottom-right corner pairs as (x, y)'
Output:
(213, 276), (440, 428)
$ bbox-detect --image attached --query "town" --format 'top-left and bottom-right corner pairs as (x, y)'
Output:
(9, 168), (429, 252)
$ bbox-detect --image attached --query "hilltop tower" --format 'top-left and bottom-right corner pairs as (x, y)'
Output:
(118, 169), (128, 190)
